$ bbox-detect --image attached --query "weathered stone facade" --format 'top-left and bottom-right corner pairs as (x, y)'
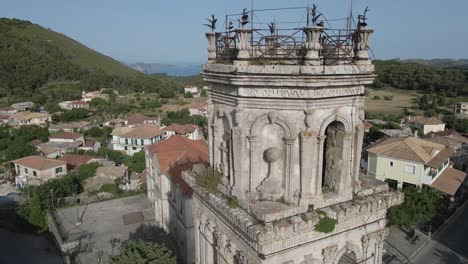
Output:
(185, 14), (403, 264)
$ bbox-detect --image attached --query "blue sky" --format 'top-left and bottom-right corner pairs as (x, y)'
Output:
(2, 0), (467, 64)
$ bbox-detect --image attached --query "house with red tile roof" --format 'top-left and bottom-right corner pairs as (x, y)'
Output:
(12, 155), (67, 187)
(145, 135), (208, 264)
(163, 124), (203, 140)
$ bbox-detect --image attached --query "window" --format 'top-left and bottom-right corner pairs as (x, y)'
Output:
(33, 171), (37, 177)
(125, 138), (128, 144)
(24, 168), (28, 174)
(389, 161), (394, 167)
(404, 165), (415, 174)
(132, 147), (137, 150)
(141, 139), (144, 145)
(55, 167), (63, 174)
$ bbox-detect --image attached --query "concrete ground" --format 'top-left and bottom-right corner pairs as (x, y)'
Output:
(52, 194), (164, 263)
(0, 182), (17, 197)
(411, 201), (468, 264)
(383, 226), (431, 264)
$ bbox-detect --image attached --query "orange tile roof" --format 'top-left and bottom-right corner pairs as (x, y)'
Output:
(367, 137), (447, 164)
(59, 154), (94, 167)
(147, 135), (208, 196)
(12, 155), (67, 171)
(121, 124), (163, 139)
(432, 168), (467, 196)
(163, 124), (199, 134)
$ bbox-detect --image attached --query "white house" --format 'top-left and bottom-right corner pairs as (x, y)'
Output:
(184, 86), (199, 96)
(12, 156), (68, 188)
(59, 100), (89, 110)
(112, 124), (165, 155)
(454, 102), (468, 114)
(146, 135), (209, 264)
(184, 103), (208, 117)
(404, 115), (446, 135)
(49, 132), (85, 144)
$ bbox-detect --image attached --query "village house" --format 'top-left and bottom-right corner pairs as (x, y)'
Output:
(11, 101), (34, 111)
(82, 90), (110, 102)
(404, 115), (446, 135)
(146, 135), (209, 264)
(59, 100), (89, 110)
(163, 124), (203, 140)
(184, 86), (199, 97)
(125, 114), (160, 127)
(101, 118), (126, 128)
(12, 155), (68, 188)
(112, 124), (165, 155)
(367, 136), (467, 197)
(79, 139), (101, 152)
(0, 106), (17, 115)
(9, 111), (51, 126)
(454, 102), (468, 114)
(183, 103), (208, 117)
(50, 132), (85, 144)
(59, 154), (108, 171)
(0, 115), (9, 124)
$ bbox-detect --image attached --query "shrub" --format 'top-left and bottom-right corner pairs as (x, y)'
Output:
(110, 240), (176, 264)
(372, 96), (381, 100)
(195, 167), (222, 194)
(383, 95), (394, 101)
(314, 213), (337, 233)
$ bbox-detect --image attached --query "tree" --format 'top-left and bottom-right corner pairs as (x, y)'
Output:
(387, 187), (443, 230)
(125, 151), (145, 173)
(110, 240), (176, 264)
(27, 191), (45, 229)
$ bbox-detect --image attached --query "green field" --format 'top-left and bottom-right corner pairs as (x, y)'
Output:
(365, 88), (421, 114)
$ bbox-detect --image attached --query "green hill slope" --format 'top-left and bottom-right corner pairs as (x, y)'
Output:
(3, 18), (138, 77)
(0, 18), (176, 106)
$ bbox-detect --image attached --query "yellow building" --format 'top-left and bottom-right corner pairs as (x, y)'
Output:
(367, 136), (466, 195)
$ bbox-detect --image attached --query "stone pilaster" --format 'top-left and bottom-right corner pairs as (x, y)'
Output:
(206, 32), (220, 63)
(300, 131), (318, 202)
(316, 135), (327, 195)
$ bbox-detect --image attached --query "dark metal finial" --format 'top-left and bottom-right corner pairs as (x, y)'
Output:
(358, 6), (370, 29)
(268, 22), (275, 35)
(204, 14), (217, 32)
(311, 4), (322, 27)
(238, 8), (250, 28)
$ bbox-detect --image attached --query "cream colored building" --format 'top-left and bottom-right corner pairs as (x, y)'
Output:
(12, 155), (67, 187)
(404, 115), (445, 135)
(146, 135), (209, 264)
(10, 111), (51, 126)
(367, 137), (466, 195)
(454, 102), (468, 114)
(112, 124), (165, 155)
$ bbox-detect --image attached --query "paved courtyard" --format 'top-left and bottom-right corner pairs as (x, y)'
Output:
(412, 201), (468, 264)
(50, 195), (166, 263)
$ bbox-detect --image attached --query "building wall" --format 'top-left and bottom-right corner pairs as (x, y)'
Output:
(423, 124), (445, 135)
(14, 163), (67, 183)
(113, 135), (165, 155)
(368, 154), (425, 188)
(50, 137), (84, 143)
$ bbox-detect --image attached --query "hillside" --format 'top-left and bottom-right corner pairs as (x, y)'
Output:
(399, 59), (468, 69)
(0, 18), (176, 106)
(4, 18), (138, 77)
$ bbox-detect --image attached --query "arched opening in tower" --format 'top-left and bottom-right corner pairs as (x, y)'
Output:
(338, 251), (357, 264)
(322, 121), (346, 193)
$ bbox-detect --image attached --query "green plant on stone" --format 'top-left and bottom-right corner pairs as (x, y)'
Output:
(314, 213), (337, 233)
(195, 167), (222, 194)
(227, 196), (239, 208)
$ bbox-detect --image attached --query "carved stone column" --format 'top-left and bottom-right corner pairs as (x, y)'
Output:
(208, 100), (215, 165)
(212, 124), (219, 168)
(316, 135), (327, 195)
(248, 135), (260, 199)
(206, 32), (220, 63)
(235, 28), (253, 65)
(303, 26), (324, 66)
(353, 28), (374, 65)
(338, 131), (354, 195)
(205, 223), (215, 264)
(353, 124), (365, 189)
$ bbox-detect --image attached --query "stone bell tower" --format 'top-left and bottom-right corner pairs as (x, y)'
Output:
(185, 6), (403, 264)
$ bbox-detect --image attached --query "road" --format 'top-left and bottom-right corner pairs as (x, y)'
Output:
(412, 201), (468, 264)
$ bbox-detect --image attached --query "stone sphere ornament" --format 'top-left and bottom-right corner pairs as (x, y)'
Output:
(263, 147), (282, 163)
